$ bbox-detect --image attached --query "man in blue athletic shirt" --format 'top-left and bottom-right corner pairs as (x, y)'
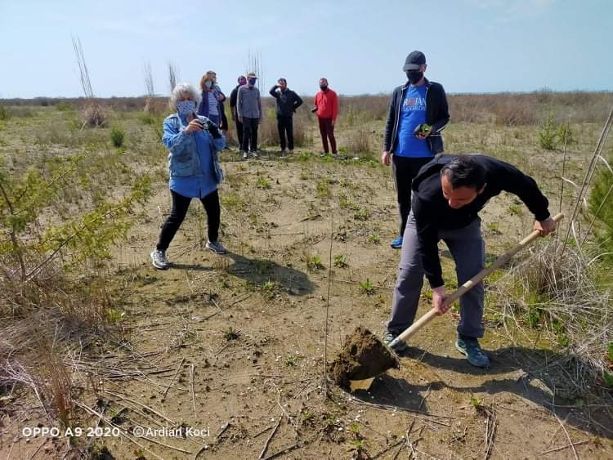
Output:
(382, 51), (450, 249)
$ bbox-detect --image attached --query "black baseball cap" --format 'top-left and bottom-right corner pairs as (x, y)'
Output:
(403, 50), (426, 71)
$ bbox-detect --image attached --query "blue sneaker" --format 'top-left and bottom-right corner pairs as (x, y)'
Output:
(390, 236), (403, 249)
(455, 337), (490, 368)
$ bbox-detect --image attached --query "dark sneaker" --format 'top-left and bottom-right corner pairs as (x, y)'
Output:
(383, 331), (409, 353)
(150, 249), (169, 270)
(455, 337), (490, 368)
(390, 236), (403, 249)
(206, 240), (227, 255)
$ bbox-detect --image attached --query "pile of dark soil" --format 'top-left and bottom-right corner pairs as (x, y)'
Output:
(329, 327), (399, 390)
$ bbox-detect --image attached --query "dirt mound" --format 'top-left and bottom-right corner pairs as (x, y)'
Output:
(329, 327), (399, 390)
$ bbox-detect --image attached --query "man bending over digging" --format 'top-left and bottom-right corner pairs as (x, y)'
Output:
(383, 154), (557, 367)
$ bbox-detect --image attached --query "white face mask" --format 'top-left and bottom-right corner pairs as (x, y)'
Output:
(205, 81), (213, 89)
(177, 100), (196, 116)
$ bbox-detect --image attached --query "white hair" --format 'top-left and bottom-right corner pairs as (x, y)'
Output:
(169, 82), (201, 110)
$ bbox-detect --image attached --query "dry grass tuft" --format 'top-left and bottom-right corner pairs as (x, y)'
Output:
(491, 241), (611, 397)
(82, 102), (107, 128)
(1, 320), (75, 427)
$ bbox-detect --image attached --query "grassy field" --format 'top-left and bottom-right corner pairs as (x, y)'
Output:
(0, 93), (612, 459)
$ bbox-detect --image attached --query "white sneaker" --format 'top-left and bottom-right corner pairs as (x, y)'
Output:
(206, 240), (227, 254)
(241, 151), (248, 160)
(150, 249), (169, 270)
(250, 150), (259, 159)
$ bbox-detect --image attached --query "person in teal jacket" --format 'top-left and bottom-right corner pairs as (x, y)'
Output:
(151, 83), (227, 270)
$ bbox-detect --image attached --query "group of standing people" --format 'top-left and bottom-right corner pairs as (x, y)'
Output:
(151, 53), (557, 370)
(228, 73), (339, 158)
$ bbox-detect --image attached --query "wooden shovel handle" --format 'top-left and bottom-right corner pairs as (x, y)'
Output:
(390, 213), (564, 346)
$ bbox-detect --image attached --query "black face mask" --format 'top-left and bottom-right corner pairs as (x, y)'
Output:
(320, 85), (328, 90)
(406, 70), (423, 84)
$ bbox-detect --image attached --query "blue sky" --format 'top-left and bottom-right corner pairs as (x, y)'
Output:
(0, 0), (611, 98)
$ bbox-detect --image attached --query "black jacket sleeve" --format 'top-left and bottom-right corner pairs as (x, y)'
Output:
(412, 197), (445, 288)
(229, 87), (238, 108)
(292, 91), (303, 110)
(383, 88), (399, 152)
(489, 158), (551, 221)
(269, 85), (280, 98)
(428, 83), (449, 134)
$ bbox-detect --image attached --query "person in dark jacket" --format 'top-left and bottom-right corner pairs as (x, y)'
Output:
(269, 78), (303, 154)
(381, 51), (450, 250)
(229, 75), (247, 148)
(383, 154), (557, 367)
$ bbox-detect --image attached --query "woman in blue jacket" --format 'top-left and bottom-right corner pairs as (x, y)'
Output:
(151, 83), (227, 270)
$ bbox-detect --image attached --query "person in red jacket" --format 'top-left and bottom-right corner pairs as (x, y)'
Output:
(312, 78), (339, 155)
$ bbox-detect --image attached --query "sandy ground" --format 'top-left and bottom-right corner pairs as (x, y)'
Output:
(1, 146), (611, 459)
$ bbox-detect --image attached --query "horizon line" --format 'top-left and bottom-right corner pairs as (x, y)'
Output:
(2, 88), (613, 101)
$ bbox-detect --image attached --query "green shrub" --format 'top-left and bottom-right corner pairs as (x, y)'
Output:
(0, 105), (9, 121)
(316, 179), (331, 198)
(359, 278), (376, 296)
(588, 155), (613, 261)
(110, 127), (125, 148)
(353, 208), (369, 221)
(256, 176), (271, 189)
(139, 112), (159, 125)
(55, 102), (74, 112)
(8, 106), (34, 118)
(538, 114), (557, 150)
(557, 121), (575, 146)
(306, 254), (324, 271)
(0, 154), (152, 281)
(333, 254), (348, 268)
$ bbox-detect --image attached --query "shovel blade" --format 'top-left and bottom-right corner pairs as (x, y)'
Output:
(349, 377), (376, 392)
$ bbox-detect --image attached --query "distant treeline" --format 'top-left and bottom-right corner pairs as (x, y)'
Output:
(2, 91), (612, 125)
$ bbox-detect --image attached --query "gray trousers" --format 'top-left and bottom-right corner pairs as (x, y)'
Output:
(387, 212), (485, 338)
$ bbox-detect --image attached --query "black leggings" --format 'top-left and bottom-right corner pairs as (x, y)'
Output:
(392, 155), (432, 236)
(156, 189), (220, 251)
